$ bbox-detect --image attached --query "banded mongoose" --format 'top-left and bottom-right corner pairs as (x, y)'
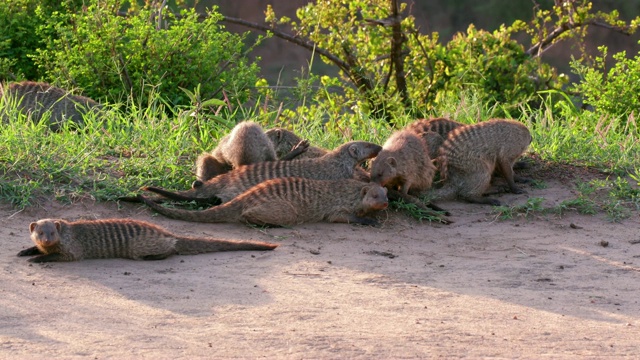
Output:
(139, 177), (389, 226)
(406, 117), (529, 171)
(140, 140), (382, 204)
(431, 119), (532, 206)
(369, 129), (449, 220)
(370, 129), (437, 196)
(265, 128), (371, 181)
(18, 218), (278, 263)
(0, 81), (101, 130)
(195, 121), (308, 185)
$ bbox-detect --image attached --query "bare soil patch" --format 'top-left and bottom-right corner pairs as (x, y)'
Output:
(1, 163), (639, 358)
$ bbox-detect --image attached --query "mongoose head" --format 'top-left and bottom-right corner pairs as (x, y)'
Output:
(338, 141), (383, 162)
(369, 156), (398, 187)
(30, 219), (62, 250)
(361, 183), (389, 211)
(265, 128), (302, 158)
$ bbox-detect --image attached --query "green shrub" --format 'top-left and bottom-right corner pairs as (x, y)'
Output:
(571, 44), (640, 121)
(33, 0), (262, 107)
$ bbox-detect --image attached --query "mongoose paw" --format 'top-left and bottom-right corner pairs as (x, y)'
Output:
(487, 199), (502, 206)
(293, 139), (310, 151)
(350, 216), (380, 227)
(510, 186), (527, 194)
(17, 247), (42, 257)
(426, 202), (451, 217)
(512, 160), (530, 170)
(514, 176), (533, 184)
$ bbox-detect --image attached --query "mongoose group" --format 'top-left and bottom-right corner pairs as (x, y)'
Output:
(5, 82), (531, 261)
(136, 117), (531, 225)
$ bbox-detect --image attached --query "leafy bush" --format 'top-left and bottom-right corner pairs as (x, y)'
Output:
(571, 44), (640, 121)
(33, 0), (262, 106)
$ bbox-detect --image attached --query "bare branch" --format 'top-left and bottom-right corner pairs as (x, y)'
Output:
(221, 16), (353, 75)
(527, 18), (634, 57)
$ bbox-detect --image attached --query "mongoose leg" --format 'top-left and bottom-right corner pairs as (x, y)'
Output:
(28, 253), (70, 263)
(512, 160), (529, 170)
(513, 175), (533, 184)
(141, 254), (172, 261)
(497, 158), (525, 194)
(280, 139), (310, 160)
(17, 246), (43, 257)
(348, 215), (379, 226)
(321, 212), (379, 226)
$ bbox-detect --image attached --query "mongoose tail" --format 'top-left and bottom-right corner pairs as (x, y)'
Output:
(137, 194), (242, 223)
(173, 237), (278, 254)
(143, 186), (222, 205)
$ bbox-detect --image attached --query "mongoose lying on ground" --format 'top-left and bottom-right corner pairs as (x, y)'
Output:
(138, 177), (389, 227)
(1, 81), (101, 130)
(195, 121), (308, 184)
(18, 218), (278, 263)
(135, 140), (382, 204)
(431, 119), (532, 205)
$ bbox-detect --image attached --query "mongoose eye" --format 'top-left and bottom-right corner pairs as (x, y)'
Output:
(39, 231), (44, 236)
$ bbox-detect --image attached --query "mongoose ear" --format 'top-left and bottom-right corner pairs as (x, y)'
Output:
(29, 222), (36, 233)
(275, 129), (283, 141)
(348, 144), (360, 158)
(386, 157), (397, 168)
(360, 185), (369, 197)
(54, 221), (61, 232)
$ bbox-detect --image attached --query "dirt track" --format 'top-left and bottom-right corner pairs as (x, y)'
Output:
(1, 176), (640, 358)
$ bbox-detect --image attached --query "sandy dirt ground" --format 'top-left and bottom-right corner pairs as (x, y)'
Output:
(1, 170), (640, 359)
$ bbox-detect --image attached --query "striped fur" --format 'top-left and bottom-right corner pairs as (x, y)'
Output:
(196, 121), (277, 183)
(432, 119), (532, 205)
(1, 81), (101, 130)
(405, 117), (464, 159)
(143, 140), (382, 204)
(370, 130), (436, 196)
(139, 177), (389, 226)
(405, 117), (463, 137)
(18, 218), (278, 263)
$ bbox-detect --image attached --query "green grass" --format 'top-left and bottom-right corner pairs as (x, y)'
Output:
(1, 90), (639, 221)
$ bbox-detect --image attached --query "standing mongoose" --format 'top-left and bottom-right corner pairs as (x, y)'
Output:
(138, 177), (389, 226)
(195, 121), (308, 184)
(138, 140), (382, 204)
(369, 129), (449, 220)
(18, 218), (278, 263)
(370, 129), (437, 196)
(0, 81), (101, 131)
(406, 117), (529, 171)
(431, 119), (532, 205)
